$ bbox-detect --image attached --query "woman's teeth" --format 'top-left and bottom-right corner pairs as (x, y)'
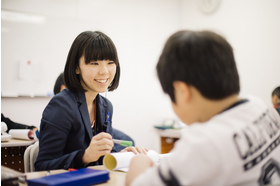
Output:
(96, 79), (107, 83)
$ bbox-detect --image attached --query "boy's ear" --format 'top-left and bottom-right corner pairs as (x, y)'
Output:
(60, 85), (66, 92)
(173, 81), (191, 103)
(272, 94), (280, 105)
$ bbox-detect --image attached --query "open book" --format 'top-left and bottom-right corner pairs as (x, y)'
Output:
(103, 150), (170, 172)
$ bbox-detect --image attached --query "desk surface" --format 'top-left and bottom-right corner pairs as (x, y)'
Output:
(20, 166), (126, 186)
(1, 138), (35, 147)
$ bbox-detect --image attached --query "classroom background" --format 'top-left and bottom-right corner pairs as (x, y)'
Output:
(1, 0), (280, 153)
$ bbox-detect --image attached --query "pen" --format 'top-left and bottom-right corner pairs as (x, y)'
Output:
(112, 139), (132, 147)
(106, 112), (110, 123)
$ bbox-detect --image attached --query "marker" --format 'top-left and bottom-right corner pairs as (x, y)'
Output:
(112, 139), (132, 147)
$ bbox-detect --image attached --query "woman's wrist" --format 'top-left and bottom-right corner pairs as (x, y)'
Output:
(82, 148), (90, 164)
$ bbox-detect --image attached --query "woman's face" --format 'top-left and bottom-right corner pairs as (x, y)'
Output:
(76, 55), (116, 94)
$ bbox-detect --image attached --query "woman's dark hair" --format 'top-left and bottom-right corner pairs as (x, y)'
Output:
(64, 31), (120, 92)
(272, 86), (280, 99)
(156, 30), (240, 103)
(53, 73), (64, 95)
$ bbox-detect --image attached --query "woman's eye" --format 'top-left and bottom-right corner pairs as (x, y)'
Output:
(108, 61), (115, 65)
(90, 62), (98, 65)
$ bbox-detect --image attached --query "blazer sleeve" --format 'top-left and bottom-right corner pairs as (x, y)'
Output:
(35, 94), (82, 171)
(1, 113), (37, 132)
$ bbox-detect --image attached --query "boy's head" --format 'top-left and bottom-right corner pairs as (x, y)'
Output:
(156, 30), (240, 123)
(53, 73), (66, 95)
(272, 86), (280, 106)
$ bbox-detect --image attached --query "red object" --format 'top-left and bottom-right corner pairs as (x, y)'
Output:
(94, 99), (96, 135)
(68, 168), (77, 171)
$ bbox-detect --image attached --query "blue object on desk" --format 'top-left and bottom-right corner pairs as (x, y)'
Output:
(27, 168), (109, 186)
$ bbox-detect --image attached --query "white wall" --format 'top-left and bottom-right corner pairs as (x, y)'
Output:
(1, 0), (179, 152)
(179, 0), (280, 105)
(2, 0), (280, 152)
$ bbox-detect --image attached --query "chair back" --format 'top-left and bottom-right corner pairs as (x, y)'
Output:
(24, 141), (39, 172)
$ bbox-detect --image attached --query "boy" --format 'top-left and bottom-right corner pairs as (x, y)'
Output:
(272, 86), (280, 115)
(126, 30), (280, 186)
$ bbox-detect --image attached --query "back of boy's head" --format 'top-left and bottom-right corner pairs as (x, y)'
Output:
(272, 86), (280, 98)
(156, 30), (240, 103)
(53, 73), (64, 95)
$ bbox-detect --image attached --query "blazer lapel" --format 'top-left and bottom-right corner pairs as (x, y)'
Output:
(76, 91), (93, 139)
(96, 94), (107, 133)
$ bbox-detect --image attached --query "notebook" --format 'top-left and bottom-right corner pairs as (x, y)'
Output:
(103, 150), (171, 172)
(27, 168), (109, 186)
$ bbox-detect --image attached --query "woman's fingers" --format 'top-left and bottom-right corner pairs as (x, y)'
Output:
(90, 133), (114, 147)
(135, 146), (148, 154)
(92, 132), (112, 140)
(120, 146), (149, 154)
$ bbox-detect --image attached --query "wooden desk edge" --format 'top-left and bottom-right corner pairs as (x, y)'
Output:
(155, 129), (181, 138)
(1, 139), (35, 147)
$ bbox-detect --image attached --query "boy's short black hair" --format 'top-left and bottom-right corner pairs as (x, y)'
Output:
(53, 73), (64, 95)
(272, 86), (280, 98)
(156, 30), (240, 103)
(64, 31), (120, 92)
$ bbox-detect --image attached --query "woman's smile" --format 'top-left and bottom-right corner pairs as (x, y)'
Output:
(94, 78), (109, 84)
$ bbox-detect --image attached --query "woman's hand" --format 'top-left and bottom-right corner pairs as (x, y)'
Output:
(82, 132), (114, 164)
(120, 146), (149, 154)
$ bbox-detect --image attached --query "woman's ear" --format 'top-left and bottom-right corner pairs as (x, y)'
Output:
(173, 81), (191, 104)
(76, 66), (80, 74)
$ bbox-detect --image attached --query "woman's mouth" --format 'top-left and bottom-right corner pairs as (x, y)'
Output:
(95, 78), (108, 84)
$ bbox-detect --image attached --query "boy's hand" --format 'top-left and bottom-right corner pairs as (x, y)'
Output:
(126, 154), (154, 186)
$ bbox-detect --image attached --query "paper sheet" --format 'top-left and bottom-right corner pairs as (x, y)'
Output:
(103, 150), (171, 172)
(9, 129), (34, 140)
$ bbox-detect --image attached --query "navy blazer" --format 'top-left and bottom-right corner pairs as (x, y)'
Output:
(35, 89), (113, 171)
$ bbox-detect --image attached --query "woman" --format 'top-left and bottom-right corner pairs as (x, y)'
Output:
(35, 31), (147, 171)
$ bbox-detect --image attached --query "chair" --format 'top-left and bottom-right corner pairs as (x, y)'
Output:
(24, 141), (39, 172)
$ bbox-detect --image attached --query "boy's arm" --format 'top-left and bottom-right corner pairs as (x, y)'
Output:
(125, 154), (154, 186)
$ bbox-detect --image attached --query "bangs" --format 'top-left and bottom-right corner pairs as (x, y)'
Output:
(84, 35), (117, 63)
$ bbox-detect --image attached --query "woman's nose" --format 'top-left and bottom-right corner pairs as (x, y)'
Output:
(99, 63), (109, 74)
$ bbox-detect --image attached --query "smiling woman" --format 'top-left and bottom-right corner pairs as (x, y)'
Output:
(35, 31), (148, 171)
(76, 58), (116, 95)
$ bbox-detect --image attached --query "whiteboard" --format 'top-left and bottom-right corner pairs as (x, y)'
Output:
(1, 15), (101, 97)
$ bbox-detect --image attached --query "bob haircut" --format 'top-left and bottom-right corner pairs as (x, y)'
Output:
(64, 31), (120, 92)
(53, 73), (65, 95)
(156, 30), (240, 103)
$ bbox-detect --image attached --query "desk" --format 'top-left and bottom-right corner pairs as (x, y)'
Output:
(1, 139), (35, 172)
(1, 138), (35, 147)
(20, 166), (126, 186)
(155, 129), (181, 154)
